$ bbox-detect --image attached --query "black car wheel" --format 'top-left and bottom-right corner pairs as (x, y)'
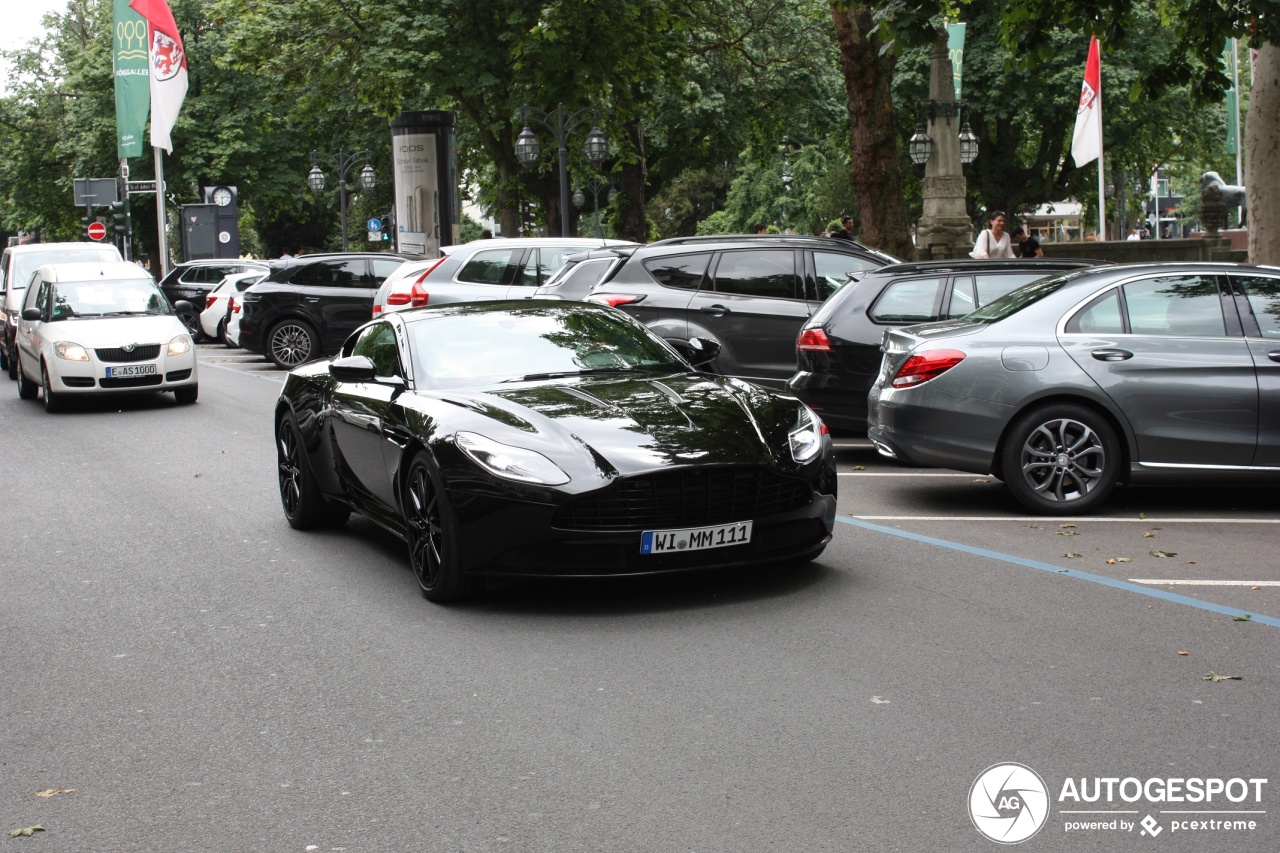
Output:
(174, 384), (199, 405)
(0, 345), (7, 372)
(41, 360), (63, 413)
(216, 318), (228, 345)
(16, 352), (37, 400)
(404, 451), (478, 603)
(268, 320), (318, 370)
(177, 308), (202, 343)
(1001, 403), (1120, 515)
(7, 346), (17, 380)
(276, 411), (350, 529)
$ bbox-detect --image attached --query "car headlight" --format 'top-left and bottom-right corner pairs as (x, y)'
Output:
(167, 334), (193, 356)
(54, 341), (90, 361)
(456, 431), (570, 485)
(789, 406), (827, 464)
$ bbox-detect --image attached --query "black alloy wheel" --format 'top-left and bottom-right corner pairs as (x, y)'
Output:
(1001, 403), (1121, 515)
(404, 451), (477, 603)
(41, 361), (63, 413)
(178, 309), (202, 343)
(267, 320), (318, 370)
(16, 352), (37, 400)
(276, 411), (350, 529)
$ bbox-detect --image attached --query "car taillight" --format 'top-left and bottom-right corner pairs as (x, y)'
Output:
(588, 294), (645, 308)
(410, 278), (429, 307)
(890, 349), (966, 389)
(229, 297), (239, 314)
(797, 327), (833, 352)
(386, 292), (411, 306)
(205, 295), (218, 309)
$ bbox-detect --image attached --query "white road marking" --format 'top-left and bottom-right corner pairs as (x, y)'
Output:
(1129, 579), (1280, 587)
(850, 515), (1280, 524)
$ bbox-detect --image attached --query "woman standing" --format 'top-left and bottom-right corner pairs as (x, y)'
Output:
(970, 211), (1016, 258)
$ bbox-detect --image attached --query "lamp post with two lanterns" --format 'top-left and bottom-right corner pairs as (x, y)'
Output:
(515, 104), (610, 236)
(572, 180), (615, 238)
(307, 149), (376, 252)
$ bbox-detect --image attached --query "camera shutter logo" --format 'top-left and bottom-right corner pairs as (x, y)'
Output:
(969, 763), (1050, 844)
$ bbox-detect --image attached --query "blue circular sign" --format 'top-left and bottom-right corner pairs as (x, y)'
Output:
(366, 218), (382, 232)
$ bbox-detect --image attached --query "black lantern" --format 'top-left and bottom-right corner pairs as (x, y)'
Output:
(908, 126), (934, 165)
(515, 126), (541, 167)
(958, 122), (979, 165)
(307, 166), (326, 193)
(359, 164), (376, 190)
(583, 126), (609, 166)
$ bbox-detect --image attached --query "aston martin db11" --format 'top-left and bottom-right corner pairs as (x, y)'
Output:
(275, 300), (838, 602)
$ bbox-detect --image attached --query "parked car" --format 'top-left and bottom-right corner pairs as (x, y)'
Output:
(586, 235), (901, 389)
(157, 259), (270, 340)
(15, 261), (198, 411)
(371, 237), (632, 316)
(2, 242), (123, 380)
(237, 252), (408, 369)
(275, 300), (838, 602)
(368, 246), (461, 318)
(788, 259), (1104, 432)
(199, 270), (267, 343)
(532, 246), (639, 301)
(867, 262), (1280, 514)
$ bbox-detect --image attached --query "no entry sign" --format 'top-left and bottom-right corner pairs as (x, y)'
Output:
(87, 222), (107, 241)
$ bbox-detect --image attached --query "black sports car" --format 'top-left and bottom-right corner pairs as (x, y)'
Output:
(275, 300), (838, 602)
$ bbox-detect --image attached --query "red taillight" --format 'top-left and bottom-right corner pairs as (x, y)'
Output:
(205, 295), (218, 309)
(588, 294), (644, 308)
(410, 278), (429, 307)
(229, 297), (239, 314)
(386, 292), (411, 306)
(891, 349), (966, 388)
(797, 327), (833, 352)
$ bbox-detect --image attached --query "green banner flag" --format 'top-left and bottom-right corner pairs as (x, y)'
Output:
(113, 0), (150, 159)
(1224, 38), (1239, 156)
(947, 23), (966, 101)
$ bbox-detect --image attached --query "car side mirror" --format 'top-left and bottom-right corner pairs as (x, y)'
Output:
(329, 355), (377, 382)
(686, 336), (721, 368)
(22, 307), (43, 321)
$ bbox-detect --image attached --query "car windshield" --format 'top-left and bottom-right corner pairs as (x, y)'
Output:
(50, 278), (172, 319)
(964, 271), (1085, 323)
(408, 304), (687, 389)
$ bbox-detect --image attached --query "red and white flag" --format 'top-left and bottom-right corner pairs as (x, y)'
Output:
(129, 0), (187, 153)
(1071, 36), (1102, 167)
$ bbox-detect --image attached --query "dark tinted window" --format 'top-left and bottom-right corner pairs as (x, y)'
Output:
(644, 253), (709, 289)
(1124, 275), (1224, 337)
(350, 322), (402, 377)
(813, 251), (879, 301)
(1066, 289), (1124, 334)
(292, 260), (368, 287)
(712, 250), (797, 299)
(458, 248), (520, 285)
(870, 277), (944, 323)
(1231, 275), (1280, 338)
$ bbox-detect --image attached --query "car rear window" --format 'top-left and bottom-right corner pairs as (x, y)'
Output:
(458, 248), (521, 285)
(870, 278), (944, 323)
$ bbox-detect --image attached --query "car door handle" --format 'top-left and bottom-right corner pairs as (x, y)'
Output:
(304, 297), (321, 303)
(1268, 350), (1280, 363)
(1091, 348), (1133, 362)
(700, 304), (730, 317)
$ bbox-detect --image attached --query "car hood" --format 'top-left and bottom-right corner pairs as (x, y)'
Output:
(414, 372), (810, 483)
(38, 315), (188, 347)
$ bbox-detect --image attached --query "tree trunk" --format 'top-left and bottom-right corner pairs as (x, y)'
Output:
(830, 5), (912, 259)
(1246, 42), (1280, 265)
(616, 119), (648, 243)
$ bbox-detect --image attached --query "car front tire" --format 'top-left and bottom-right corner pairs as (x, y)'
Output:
(174, 384), (198, 405)
(177, 308), (202, 343)
(41, 360), (63, 413)
(276, 411), (350, 529)
(1001, 403), (1120, 515)
(404, 451), (479, 603)
(16, 353), (37, 400)
(267, 319), (318, 370)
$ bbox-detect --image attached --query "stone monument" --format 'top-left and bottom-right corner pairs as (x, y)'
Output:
(913, 29), (974, 261)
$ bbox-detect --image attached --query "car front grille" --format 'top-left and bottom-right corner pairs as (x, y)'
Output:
(554, 467), (813, 531)
(96, 345), (161, 363)
(99, 375), (163, 389)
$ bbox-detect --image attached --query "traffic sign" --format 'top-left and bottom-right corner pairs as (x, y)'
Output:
(367, 218), (382, 232)
(87, 222), (107, 241)
(128, 180), (161, 194)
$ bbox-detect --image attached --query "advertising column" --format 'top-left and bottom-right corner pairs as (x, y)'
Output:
(390, 111), (457, 257)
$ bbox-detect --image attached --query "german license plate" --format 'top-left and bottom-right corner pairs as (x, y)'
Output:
(105, 363), (157, 378)
(641, 521), (752, 554)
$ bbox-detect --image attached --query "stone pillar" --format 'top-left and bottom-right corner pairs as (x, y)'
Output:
(914, 29), (974, 261)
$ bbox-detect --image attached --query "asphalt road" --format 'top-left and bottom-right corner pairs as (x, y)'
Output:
(1, 345), (1276, 852)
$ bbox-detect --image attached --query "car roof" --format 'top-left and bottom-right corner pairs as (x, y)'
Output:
(451, 237), (633, 249)
(33, 261), (155, 281)
(4, 242), (122, 255)
(175, 258), (269, 267)
(633, 235), (901, 262)
(864, 258), (1106, 276)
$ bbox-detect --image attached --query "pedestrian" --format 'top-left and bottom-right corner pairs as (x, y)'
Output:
(970, 211), (1015, 258)
(480, 229), (493, 239)
(1012, 226), (1043, 258)
(754, 223), (767, 235)
(1126, 227), (1141, 242)
(831, 216), (854, 241)
(279, 247), (294, 259)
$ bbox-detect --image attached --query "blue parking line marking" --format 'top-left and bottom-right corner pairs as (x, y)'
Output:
(837, 516), (1280, 628)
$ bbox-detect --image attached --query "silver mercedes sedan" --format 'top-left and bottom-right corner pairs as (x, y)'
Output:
(867, 262), (1280, 514)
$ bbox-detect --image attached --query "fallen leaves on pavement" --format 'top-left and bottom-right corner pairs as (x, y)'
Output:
(1150, 550), (1177, 558)
(1202, 672), (1243, 682)
(7, 826), (45, 838)
(34, 789), (75, 798)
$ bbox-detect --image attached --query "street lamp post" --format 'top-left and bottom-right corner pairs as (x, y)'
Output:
(307, 149), (376, 251)
(515, 104), (609, 236)
(572, 179), (614, 238)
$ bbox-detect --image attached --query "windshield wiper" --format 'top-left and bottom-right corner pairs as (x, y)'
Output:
(506, 367), (659, 382)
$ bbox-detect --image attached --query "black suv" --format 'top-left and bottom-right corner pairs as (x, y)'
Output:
(585, 235), (901, 389)
(788, 258), (1105, 432)
(238, 253), (409, 369)
(158, 259), (271, 340)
